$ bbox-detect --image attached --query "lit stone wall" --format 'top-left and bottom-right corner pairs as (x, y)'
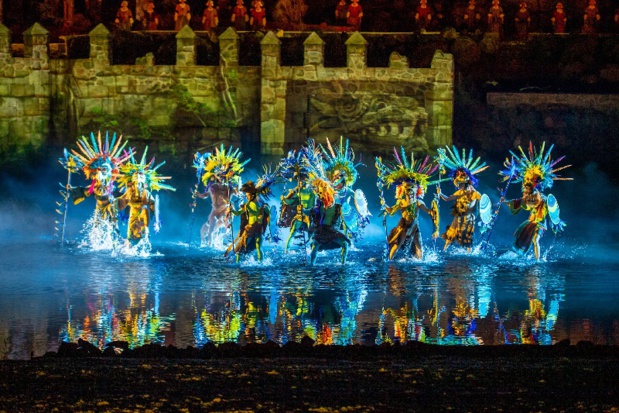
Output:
(0, 23), (453, 158)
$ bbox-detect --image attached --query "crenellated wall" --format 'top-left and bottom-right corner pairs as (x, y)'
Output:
(0, 22), (454, 159)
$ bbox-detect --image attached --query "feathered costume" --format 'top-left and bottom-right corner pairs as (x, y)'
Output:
(319, 137), (370, 241)
(502, 142), (571, 259)
(68, 131), (132, 229)
(376, 147), (439, 260)
(437, 146), (489, 250)
(226, 165), (279, 262)
(117, 147), (175, 244)
(309, 177), (351, 265)
(193, 145), (250, 246)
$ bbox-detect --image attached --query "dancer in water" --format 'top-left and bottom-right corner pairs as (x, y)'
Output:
(278, 143), (321, 253)
(436, 146), (489, 252)
(193, 145), (249, 247)
(376, 147), (439, 260)
(117, 147), (175, 245)
(308, 178), (351, 265)
(226, 166), (278, 262)
(501, 142), (571, 260)
(65, 131), (132, 247)
(319, 137), (371, 243)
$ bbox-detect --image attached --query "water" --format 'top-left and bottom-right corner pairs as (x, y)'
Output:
(1, 157), (618, 360)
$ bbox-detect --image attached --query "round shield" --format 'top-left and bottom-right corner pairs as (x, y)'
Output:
(354, 189), (370, 217)
(547, 194), (561, 225)
(479, 194), (492, 225)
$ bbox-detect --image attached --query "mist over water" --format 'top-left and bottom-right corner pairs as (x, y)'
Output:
(1, 148), (618, 359)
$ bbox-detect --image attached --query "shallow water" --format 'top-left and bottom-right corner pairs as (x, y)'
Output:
(1, 157), (618, 359)
(1, 237), (617, 360)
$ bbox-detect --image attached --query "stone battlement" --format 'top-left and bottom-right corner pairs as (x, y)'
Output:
(0, 23), (453, 157)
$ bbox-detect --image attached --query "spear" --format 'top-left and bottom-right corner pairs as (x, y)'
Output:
(480, 156), (518, 250)
(375, 157), (390, 258)
(188, 152), (207, 246)
(57, 149), (80, 247)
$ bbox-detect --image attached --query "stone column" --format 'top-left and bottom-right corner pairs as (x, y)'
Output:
(176, 25), (196, 67)
(219, 27), (239, 67)
(303, 32), (324, 67)
(425, 50), (454, 148)
(23, 23), (49, 69)
(89, 23), (111, 65)
(345, 31), (367, 70)
(0, 23), (11, 63)
(260, 31), (286, 156)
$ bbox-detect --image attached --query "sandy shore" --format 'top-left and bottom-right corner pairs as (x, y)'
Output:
(1, 341), (618, 412)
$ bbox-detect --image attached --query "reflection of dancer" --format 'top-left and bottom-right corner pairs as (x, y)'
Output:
(117, 147), (175, 245)
(437, 146), (488, 252)
(501, 142), (571, 260)
(193, 145), (249, 247)
(376, 148), (439, 260)
(66, 131), (132, 245)
(309, 178), (351, 265)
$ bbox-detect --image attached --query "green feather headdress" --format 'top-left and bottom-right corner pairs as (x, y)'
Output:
(376, 146), (439, 190)
(320, 137), (362, 189)
(117, 146), (176, 192)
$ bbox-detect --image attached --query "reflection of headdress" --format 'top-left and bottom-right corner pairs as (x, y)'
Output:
(194, 144), (250, 188)
(501, 141), (572, 191)
(70, 131), (132, 181)
(320, 137), (361, 189)
(437, 145), (489, 188)
(117, 146), (176, 192)
(376, 147), (439, 191)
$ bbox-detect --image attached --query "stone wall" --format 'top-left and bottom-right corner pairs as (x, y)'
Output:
(0, 23), (453, 162)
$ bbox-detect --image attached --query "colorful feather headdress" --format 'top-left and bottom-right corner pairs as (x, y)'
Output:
(376, 147), (439, 191)
(194, 144), (250, 188)
(320, 137), (362, 189)
(437, 145), (489, 187)
(117, 146), (176, 192)
(241, 164), (281, 201)
(500, 141), (572, 191)
(278, 139), (323, 182)
(70, 131), (132, 181)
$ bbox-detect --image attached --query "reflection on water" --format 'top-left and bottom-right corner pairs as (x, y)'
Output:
(0, 242), (618, 359)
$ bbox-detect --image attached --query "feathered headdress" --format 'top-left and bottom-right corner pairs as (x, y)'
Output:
(241, 164), (281, 201)
(70, 131), (132, 181)
(320, 137), (362, 189)
(195, 144), (250, 188)
(117, 146), (176, 192)
(501, 142), (572, 191)
(376, 146), (439, 191)
(437, 146), (489, 188)
(278, 139), (323, 182)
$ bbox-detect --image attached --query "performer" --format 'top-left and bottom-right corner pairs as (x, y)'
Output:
(514, 2), (530, 42)
(463, 0), (481, 33)
(346, 0), (363, 30)
(277, 144), (320, 253)
(582, 0), (600, 34)
(249, 1), (266, 30)
(309, 178), (351, 266)
(66, 131), (132, 246)
(115, 1), (134, 30)
(376, 148), (439, 260)
(117, 147), (175, 245)
(436, 146), (489, 252)
(226, 169), (278, 262)
(175, 0), (192, 31)
(231, 0), (249, 30)
(335, 0), (348, 26)
(501, 142), (571, 260)
(319, 137), (371, 243)
(414, 0), (433, 33)
(487, 0), (504, 35)
(551, 2), (567, 34)
(202, 0), (219, 32)
(193, 145), (249, 247)
(141, 2), (160, 30)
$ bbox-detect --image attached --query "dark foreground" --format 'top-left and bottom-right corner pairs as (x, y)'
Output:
(1, 341), (618, 412)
